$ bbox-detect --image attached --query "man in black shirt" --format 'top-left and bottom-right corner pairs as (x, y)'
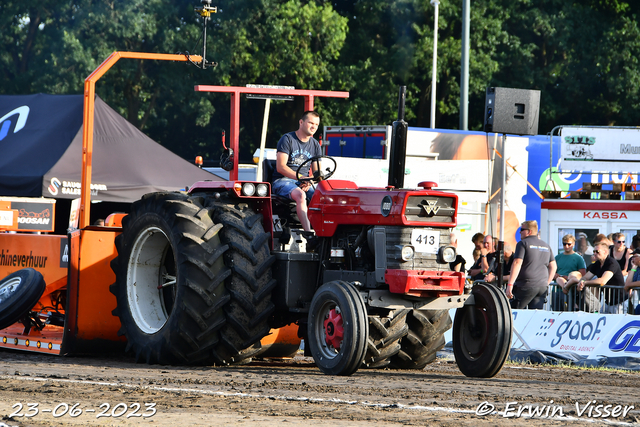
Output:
(578, 242), (626, 313)
(507, 220), (557, 309)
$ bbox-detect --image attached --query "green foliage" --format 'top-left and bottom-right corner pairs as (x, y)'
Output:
(2, 0), (640, 163)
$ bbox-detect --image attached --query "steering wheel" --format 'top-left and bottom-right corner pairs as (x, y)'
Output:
(295, 156), (337, 183)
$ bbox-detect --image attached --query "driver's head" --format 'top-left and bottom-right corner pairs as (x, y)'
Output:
(299, 111), (320, 137)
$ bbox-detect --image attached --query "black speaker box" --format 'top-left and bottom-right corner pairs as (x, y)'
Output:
(484, 87), (540, 135)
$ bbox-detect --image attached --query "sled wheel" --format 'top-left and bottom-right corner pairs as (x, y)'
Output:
(110, 192), (275, 365)
(363, 309), (409, 368)
(308, 281), (368, 376)
(453, 282), (512, 378)
(390, 309), (452, 370)
(0, 268), (46, 330)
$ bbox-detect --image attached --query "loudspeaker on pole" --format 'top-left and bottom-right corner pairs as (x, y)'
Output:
(484, 87), (540, 135)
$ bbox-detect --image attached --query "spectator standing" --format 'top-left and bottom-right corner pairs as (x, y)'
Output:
(506, 220), (557, 309)
(578, 242), (626, 314)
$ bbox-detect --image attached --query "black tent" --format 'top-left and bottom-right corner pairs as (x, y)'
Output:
(0, 94), (221, 203)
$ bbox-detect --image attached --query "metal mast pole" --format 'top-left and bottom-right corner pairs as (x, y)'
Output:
(460, 0), (470, 130)
(430, 0), (440, 129)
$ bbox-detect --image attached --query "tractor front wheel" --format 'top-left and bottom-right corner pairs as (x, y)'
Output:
(307, 281), (368, 376)
(453, 282), (512, 378)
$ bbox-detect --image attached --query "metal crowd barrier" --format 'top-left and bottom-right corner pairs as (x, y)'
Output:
(469, 278), (640, 314)
(544, 282), (640, 314)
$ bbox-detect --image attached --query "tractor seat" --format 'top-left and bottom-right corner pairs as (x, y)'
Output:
(263, 159), (301, 227)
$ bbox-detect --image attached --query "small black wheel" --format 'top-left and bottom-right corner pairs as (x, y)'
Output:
(453, 282), (513, 378)
(307, 281), (368, 376)
(0, 268), (46, 330)
(295, 156), (337, 183)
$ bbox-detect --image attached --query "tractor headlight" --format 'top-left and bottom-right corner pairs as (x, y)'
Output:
(241, 182), (256, 196)
(437, 245), (456, 264)
(398, 245), (415, 261)
(256, 183), (269, 197)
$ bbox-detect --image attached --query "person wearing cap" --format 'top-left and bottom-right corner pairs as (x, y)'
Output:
(506, 220), (557, 309)
(576, 232), (593, 256)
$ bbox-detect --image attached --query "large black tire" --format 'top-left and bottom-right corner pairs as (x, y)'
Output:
(390, 309), (452, 369)
(110, 192), (275, 365)
(307, 281), (368, 376)
(0, 268), (46, 330)
(364, 309), (409, 368)
(453, 282), (512, 378)
(206, 199), (277, 363)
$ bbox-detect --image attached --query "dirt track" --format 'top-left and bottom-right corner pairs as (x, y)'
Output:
(0, 350), (639, 427)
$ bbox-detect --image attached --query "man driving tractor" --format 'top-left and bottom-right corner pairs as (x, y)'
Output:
(271, 111), (323, 233)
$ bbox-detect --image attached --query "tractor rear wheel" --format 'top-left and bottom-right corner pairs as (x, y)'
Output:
(110, 192), (275, 365)
(390, 309), (452, 370)
(307, 281), (368, 376)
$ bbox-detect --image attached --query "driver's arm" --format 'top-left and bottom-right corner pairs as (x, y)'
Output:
(275, 152), (298, 180)
(311, 159), (320, 178)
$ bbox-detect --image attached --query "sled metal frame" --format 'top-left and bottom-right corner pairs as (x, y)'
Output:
(81, 52), (203, 230)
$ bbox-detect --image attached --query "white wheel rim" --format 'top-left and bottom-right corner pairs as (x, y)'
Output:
(127, 226), (174, 334)
(0, 277), (22, 305)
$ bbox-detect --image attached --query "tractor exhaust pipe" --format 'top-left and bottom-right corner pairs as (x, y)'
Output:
(388, 86), (408, 189)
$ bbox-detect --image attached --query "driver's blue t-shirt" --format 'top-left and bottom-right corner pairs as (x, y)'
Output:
(272, 132), (322, 180)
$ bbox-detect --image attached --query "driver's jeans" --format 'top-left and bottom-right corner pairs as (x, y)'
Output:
(272, 178), (314, 202)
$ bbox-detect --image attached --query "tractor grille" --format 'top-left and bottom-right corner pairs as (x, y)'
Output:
(404, 196), (455, 223)
(384, 226), (451, 271)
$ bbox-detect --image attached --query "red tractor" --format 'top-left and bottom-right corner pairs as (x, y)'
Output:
(109, 85), (513, 377)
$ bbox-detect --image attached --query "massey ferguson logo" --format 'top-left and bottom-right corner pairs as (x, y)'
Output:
(421, 200), (440, 216)
(0, 105), (30, 141)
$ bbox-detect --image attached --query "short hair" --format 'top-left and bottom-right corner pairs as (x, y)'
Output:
(521, 220), (538, 235)
(612, 232), (624, 241)
(562, 234), (575, 244)
(594, 233), (611, 245)
(472, 232), (484, 245)
(632, 234), (640, 249)
(504, 243), (513, 252)
(595, 241), (609, 251)
(301, 111), (320, 121)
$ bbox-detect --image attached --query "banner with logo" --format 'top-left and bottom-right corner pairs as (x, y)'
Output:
(0, 197), (55, 232)
(560, 126), (640, 173)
